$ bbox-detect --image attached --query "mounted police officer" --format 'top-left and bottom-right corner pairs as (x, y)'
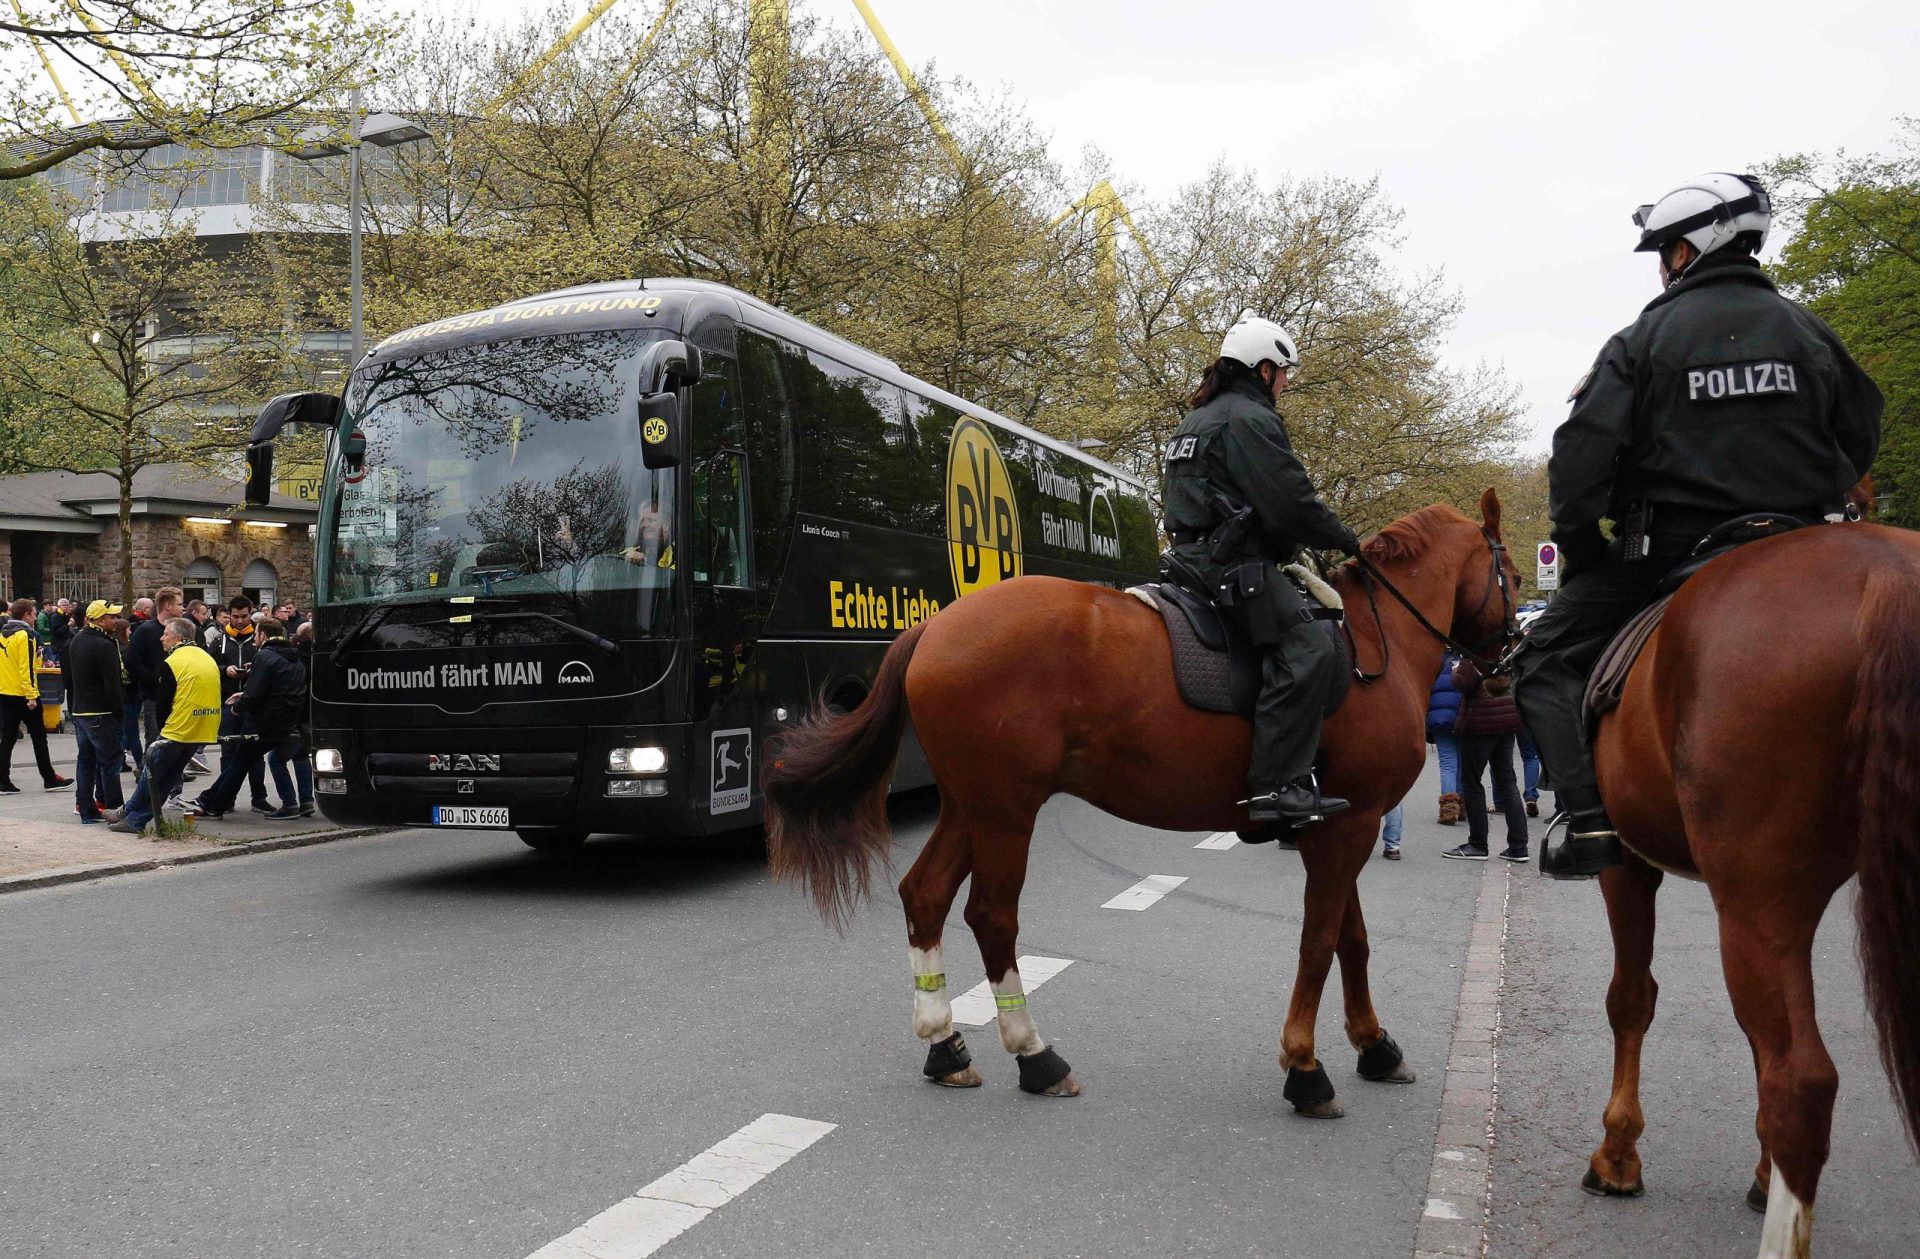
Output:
(1516, 172), (1884, 879)
(1163, 316), (1361, 827)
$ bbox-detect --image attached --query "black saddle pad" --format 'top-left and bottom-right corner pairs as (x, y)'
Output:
(1151, 582), (1350, 717)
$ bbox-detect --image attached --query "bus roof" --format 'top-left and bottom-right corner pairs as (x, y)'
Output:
(363, 277), (1146, 490)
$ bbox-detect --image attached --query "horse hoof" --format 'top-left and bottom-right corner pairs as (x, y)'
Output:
(1040, 1073), (1082, 1098)
(1356, 1031), (1413, 1083)
(1580, 1168), (1645, 1198)
(1745, 1177), (1768, 1213)
(931, 1066), (983, 1089)
(1365, 1060), (1416, 1084)
(1293, 1099), (1346, 1119)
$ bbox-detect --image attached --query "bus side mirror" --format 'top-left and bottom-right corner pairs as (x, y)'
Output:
(638, 392), (683, 470)
(245, 391), (344, 506)
(637, 339), (702, 393)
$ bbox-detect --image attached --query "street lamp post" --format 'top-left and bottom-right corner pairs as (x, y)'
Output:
(288, 94), (432, 364)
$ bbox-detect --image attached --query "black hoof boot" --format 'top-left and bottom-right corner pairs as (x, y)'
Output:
(1746, 1177), (1769, 1213)
(922, 1032), (981, 1087)
(1356, 1031), (1416, 1083)
(1016, 1045), (1078, 1096)
(1283, 1062), (1344, 1118)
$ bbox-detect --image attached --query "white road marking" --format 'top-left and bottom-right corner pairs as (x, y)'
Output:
(1194, 831), (1240, 850)
(525, 1114), (835, 1259)
(949, 955), (1074, 1026)
(1101, 874), (1188, 911)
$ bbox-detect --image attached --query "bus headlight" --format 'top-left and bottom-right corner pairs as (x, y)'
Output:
(608, 746), (668, 775)
(314, 748), (345, 774)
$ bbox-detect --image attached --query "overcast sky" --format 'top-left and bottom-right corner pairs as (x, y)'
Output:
(471, 0), (1914, 452)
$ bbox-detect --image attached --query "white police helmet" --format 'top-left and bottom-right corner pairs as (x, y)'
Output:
(1219, 315), (1301, 373)
(1632, 172), (1772, 261)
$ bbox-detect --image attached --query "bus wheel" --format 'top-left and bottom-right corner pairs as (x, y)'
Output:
(516, 827), (587, 852)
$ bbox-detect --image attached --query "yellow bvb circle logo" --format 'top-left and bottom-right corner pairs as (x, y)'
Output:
(642, 415), (669, 444)
(945, 417), (1022, 598)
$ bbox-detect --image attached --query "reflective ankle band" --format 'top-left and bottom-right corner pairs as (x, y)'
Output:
(913, 973), (945, 993)
(995, 992), (1027, 1012)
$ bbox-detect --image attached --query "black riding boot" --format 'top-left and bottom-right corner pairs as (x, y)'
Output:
(1246, 777), (1349, 828)
(1540, 806), (1624, 879)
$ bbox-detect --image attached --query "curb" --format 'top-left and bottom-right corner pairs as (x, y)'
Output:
(0, 826), (393, 895)
(1413, 855), (1512, 1258)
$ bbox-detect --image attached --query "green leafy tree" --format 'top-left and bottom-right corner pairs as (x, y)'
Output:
(1765, 120), (1919, 527)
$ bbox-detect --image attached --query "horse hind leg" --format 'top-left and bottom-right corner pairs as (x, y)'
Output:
(961, 816), (1079, 1098)
(1718, 905), (1837, 1259)
(900, 805), (981, 1087)
(1583, 859), (1663, 1197)
(1336, 888), (1416, 1085)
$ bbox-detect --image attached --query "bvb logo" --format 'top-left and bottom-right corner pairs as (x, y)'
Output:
(945, 417), (1022, 597)
(642, 415), (670, 445)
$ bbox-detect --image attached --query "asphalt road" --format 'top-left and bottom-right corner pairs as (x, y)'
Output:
(3, 756), (1915, 1257)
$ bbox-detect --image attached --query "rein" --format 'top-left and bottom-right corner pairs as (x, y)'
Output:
(1345, 527), (1518, 682)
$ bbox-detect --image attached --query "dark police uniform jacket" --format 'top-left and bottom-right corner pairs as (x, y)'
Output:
(1163, 375), (1356, 593)
(1551, 252), (1883, 566)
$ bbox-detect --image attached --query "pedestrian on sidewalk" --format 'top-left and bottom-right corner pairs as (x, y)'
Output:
(1443, 658), (1531, 862)
(110, 619), (220, 835)
(265, 621), (315, 818)
(1426, 651), (1465, 824)
(119, 599), (154, 770)
(127, 587), (180, 752)
(1379, 800), (1405, 860)
(1516, 725), (1543, 817)
(64, 600), (128, 823)
(190, 618), (307, 820)
(1, 598), (74, 795)
(206, 596), (267, 812)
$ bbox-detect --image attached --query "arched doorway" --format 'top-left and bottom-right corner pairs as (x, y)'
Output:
(242, 558), (277, 609)
(183, 558), (223, 607)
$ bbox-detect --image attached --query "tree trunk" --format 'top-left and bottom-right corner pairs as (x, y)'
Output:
(119, 474), (135, 608)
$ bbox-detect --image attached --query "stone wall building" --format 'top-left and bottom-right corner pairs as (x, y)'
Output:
(0, 465), (316, 610)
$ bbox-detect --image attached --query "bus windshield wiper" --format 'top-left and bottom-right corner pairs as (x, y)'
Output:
(455, 608), (619, 655)
(330, 603), (395, 666)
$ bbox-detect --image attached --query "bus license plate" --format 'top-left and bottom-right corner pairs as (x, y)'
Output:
(433, 806), (510, 828)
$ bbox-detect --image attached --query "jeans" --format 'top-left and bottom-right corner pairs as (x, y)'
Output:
(1, 693), (59, 785)
(71, 713), (124, 814)
(1432, 733), (1460, 796)
(203, 737), (295, 812)
(122, 701), (144, 769)
(267, 743), (312, 806)
(1516, 726), (1541, 801)
(1459, 732), (1529, 852)
(125, 739), (199, 829)
(217, 708), (267, 805)
(1380, 802), (1404, 851)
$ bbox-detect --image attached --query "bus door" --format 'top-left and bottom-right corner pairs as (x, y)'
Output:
(687, 346), (759, 825)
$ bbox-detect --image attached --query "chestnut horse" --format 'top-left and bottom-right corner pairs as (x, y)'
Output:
(766, 492), (1518, 1111)
(1578, 520), (1920, 1259)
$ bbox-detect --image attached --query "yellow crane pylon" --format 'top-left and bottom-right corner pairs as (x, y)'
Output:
(58, 0), (167, 114)
(10, 0), (83, 125)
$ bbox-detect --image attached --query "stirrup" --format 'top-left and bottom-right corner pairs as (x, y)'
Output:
(1539, 811), (1624, 880)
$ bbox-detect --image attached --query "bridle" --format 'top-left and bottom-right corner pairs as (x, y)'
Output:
(1346, 526), (1520, 683)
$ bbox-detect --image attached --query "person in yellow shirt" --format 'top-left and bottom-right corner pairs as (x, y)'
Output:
(108, 618), (221, 834)
(2, 597), (73, 794)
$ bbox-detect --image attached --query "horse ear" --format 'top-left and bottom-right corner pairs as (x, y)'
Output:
(1478, 487), (1504, 541)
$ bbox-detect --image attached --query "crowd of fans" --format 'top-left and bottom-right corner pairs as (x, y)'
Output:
(0, 588), (314, 834)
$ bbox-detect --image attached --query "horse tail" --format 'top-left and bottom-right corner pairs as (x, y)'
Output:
(1848, 557), (1920, 1151)
(765, 620), (928, 930)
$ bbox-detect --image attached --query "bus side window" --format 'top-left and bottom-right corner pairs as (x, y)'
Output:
(701, 449), (751, 589)
(737, 331), (797, 592)
(689, 352), (749, 587)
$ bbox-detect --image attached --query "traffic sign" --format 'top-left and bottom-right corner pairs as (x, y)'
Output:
(1536, 542), (1560, 591)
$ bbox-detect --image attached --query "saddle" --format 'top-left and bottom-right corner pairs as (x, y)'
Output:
(1132, 561), (1351, 718)
(1584, 513), (1810, 724)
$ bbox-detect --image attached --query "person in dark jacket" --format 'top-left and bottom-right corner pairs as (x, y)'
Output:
(263, 621), (315, 818)
(206, 595), (267, 811)
(1514, 172), (1884, 879)
(126, 586), (180, 751)
(191, 618), (307, 818)
(1425, 652), (1465, 824)
(64, 600), (128, 821)
(1445, 659), (1529, 862)
(1163, 316), (1362, 827)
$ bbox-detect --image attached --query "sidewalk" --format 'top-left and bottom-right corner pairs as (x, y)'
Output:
(0, 736), (384, 888)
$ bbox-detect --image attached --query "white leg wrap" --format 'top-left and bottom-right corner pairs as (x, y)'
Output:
(992, 969), (1045, 1055)
(909, 944), (954, 1042)
(1756, 1162), (1814, 1259)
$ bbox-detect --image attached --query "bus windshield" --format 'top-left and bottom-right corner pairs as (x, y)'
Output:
(322, 329), (677, 634)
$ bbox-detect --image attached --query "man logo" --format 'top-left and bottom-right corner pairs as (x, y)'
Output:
(558, 660), (595, 685)
(945, 417), (1023, 598)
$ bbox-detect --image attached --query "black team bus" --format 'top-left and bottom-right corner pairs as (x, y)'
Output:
(244, 279), (1158, 850)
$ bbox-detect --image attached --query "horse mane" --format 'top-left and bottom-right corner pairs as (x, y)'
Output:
(1346, 503), (1475, 570)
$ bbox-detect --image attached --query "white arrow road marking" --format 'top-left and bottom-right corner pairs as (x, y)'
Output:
(525, 1113), (836, 1259)
(1101, 874), (1188, 911)
(1194, 831), (1240, 850)
(948, 955), (1075, 1027)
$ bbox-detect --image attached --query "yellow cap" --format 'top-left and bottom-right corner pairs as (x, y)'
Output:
(86, 599), (124, 620)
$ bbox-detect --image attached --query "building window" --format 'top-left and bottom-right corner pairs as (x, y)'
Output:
(184, 557), (223, 607)
(242, 559), (277, 609)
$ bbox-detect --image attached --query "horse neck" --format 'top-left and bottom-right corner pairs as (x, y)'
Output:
(1334, 537), (1470, 693)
